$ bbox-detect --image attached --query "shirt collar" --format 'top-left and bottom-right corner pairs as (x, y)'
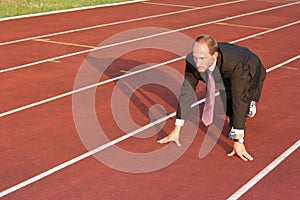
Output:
(208, 58), (217, 72)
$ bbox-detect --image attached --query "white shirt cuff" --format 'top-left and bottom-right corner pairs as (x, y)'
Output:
(175, 119), (185, 126)
(233, 128), (245, 135)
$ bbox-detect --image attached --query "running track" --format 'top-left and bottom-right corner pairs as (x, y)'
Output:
(0, 0), (299, 199)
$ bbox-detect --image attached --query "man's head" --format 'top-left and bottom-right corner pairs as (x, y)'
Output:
(192, 34), (218, 72)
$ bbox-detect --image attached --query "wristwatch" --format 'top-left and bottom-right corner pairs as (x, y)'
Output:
(233, 138), (244, 144)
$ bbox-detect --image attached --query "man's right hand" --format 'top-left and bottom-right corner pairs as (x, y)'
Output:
(157, 125), (182, 146)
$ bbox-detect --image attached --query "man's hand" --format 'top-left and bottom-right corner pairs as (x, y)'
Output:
(157, 125), (182, 146)
(227, 142), (254, 161)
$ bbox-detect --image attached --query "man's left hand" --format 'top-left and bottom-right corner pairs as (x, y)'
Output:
(227, 142), (254, 161)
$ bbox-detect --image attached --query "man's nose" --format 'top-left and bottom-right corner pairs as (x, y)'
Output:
(195, 59), (202, 66)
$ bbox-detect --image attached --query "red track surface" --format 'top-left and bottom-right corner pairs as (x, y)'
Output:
(1, 0), (299, 199)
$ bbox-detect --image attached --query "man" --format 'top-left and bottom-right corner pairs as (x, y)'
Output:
(158, 34), (266, 161)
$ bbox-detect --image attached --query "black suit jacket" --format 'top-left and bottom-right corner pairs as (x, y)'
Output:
(176, 43), (266, 129)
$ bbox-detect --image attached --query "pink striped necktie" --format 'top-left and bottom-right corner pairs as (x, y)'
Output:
(202, 70), (215, 126)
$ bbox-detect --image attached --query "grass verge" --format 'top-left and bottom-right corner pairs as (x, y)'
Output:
(0, 0), (130, 18)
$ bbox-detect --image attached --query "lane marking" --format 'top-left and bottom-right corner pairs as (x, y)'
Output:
(0, 57), (184, 118)
(49, 59), (60, 63)
(0, 0), (149, 22)
(256, 0), (293, 3)
(1, 1), (299, 74)
(120, 70), (132, 74)
(266, 55), (300, 72)
(229, 20), (299, 44)
(33, 38), (97, 49)
(215, 22), (271, 30)
(0, 0), (246, 46)
(0, 56), (299, 198)
(281, 66), (298, 70)
(0, 21), (299, 118)
(143, 2), (198, 9)
(227, 139), (300, 200)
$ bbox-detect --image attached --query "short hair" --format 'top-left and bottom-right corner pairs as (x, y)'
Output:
(193, 34), (218, 55)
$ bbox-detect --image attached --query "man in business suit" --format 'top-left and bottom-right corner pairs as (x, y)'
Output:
(158, 34), (266, 161)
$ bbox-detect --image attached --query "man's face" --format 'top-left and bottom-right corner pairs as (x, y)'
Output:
(192, 42), (218, 72)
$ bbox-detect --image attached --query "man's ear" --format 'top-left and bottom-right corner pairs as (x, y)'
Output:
(213, 52), (218, 58)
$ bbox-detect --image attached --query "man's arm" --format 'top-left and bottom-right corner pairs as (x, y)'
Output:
(158, 59), (199, 146)
(228, 62), (253, 161)
(229, 62), (250, 129)
(176, 60), (200, 121)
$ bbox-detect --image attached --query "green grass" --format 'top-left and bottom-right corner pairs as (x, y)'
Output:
(0, 0), (130, 18)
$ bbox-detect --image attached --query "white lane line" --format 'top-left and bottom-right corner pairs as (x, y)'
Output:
(0, 56), (298, 198)
(0, 57), (184, 118)
(0, 111), (177, 199)
(266, 55), (300, 72)
(0, 0), (149, 22)
(143, 2), (198, 9)
(0, 21), (299, 118)
(230, 21), (300, 44)
(1, 1), (298, 74)
(0, 0), (246, 46)
(227, 139), (300, 200)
